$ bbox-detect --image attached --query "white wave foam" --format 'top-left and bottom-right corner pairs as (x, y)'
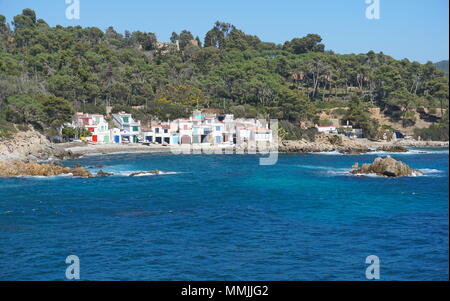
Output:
(296, 165), (351, 176)
(350, 173), (384, 178)
(112, 170), (180, 177)
(368, 149), (449, 155)
(316, 151), (344, 155)
(418, 168), (445, 177)
(15, 173), (74, 179)
(419, 168), (443, 174)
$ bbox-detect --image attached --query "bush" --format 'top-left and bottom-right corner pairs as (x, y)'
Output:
(279, 120), (318, 141)
(414, 123), (449, 141)
(0, 118), (15, 138)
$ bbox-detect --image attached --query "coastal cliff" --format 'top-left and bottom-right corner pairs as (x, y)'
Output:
(0, 129), (74, 161)
(0, 129), (58, 161)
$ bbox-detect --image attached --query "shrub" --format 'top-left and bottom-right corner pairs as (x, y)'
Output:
(279, 120), (318, 141)
(414, 123), (449, 141)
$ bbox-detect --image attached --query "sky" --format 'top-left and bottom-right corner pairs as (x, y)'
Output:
(0, 0), (448, 63)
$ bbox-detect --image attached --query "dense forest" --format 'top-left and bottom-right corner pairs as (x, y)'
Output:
(0, 9), (448, 140)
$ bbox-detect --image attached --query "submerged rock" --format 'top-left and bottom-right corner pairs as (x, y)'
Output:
(0, 160), (93, 178)
(129, 170), (162, 177)
(376, 145), (409, 153)
(351, 156), (423, 177)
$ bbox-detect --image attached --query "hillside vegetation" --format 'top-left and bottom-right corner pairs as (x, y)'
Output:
(0, 9), (448, 140)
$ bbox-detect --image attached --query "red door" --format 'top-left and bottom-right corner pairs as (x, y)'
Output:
(92, 135), (98, 142)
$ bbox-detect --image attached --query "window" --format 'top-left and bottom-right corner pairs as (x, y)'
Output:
(164, 129), (168, 133)
(155, 128), (159, 133)
(123, 117), (129, 123)
(216, 126), (221, 131)
(132, 126), (139, 132)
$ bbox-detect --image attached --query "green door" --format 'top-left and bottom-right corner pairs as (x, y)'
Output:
(104, 136), (109, 143)
(133, 136), (137, 143)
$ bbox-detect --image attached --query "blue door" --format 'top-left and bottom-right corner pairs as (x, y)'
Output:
(114, 135), (120, 143)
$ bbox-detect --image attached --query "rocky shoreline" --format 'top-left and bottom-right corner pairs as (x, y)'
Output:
(0, 160), (93, 178)
(1, 130), (448, 163)
(278, 134), (448, 154)
(279, 134), (371, 154)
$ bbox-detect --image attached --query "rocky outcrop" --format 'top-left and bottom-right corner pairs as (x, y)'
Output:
(71, 167), (93, 177)
(0, 161), (93, 178)
(351, 157), (423, 177)
(279, 134), (370, 154)
(129, 170), (162, 177)
(97, 170), (113, 177)
(53, 149), (83, 160)
(376, 145), (409, 153)
(0, 129), (60, 161)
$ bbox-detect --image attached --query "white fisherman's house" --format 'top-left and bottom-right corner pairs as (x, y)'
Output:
(72, 112), (111, 143)
(154, 123), (171, 145)
(178, 118), (193, 145)
(234, 118), (273, 146)
(112, 112), (142, 143)
(315, 125), (338, 134)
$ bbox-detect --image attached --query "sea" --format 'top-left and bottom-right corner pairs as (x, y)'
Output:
(0, 147), (448, 280)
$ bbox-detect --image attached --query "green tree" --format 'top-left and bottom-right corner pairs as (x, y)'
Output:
(283, 34), (325, 54)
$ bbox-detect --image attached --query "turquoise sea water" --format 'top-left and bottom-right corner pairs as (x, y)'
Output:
(0, 148), (448, 280)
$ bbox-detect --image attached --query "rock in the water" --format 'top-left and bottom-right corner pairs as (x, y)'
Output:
(96, 170), (113, 177)
(377, 145), (409, 153)
(129, 170), (162, 177)
(88, 165), (104, 169)
(351, 156), (423, 177)
(0, 160), (92, 178)
(71, 167), (93, 177)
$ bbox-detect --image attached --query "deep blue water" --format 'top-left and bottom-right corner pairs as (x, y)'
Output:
(0, 148), (448, 280)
